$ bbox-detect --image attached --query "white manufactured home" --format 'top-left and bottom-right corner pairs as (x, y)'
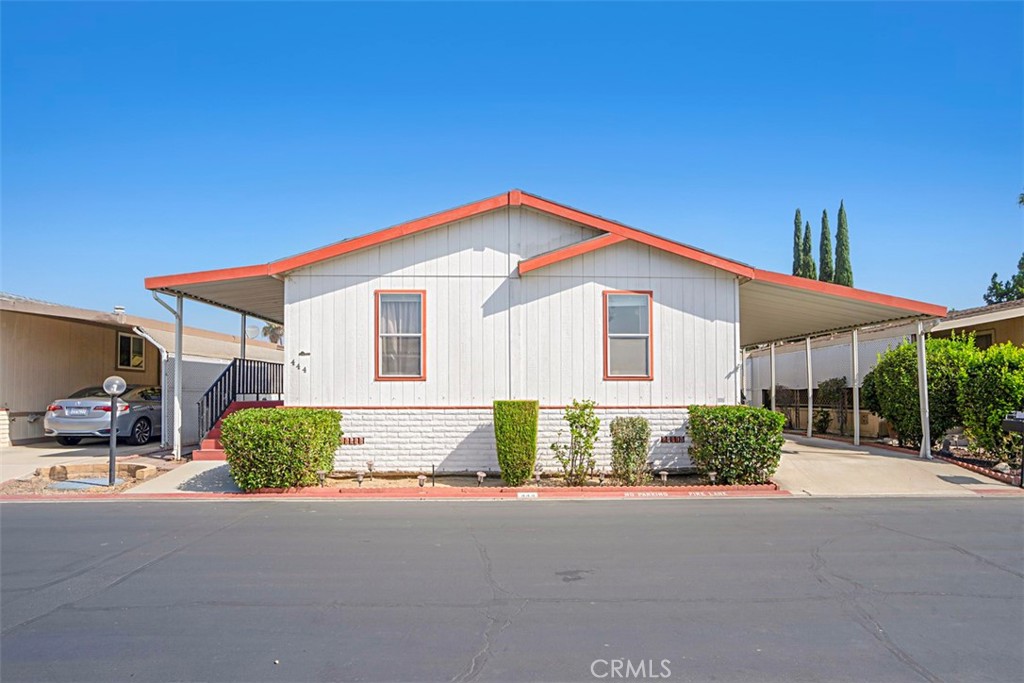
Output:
(146, 191), (946, 469)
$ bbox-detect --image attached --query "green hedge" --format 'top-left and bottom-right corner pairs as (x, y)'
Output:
(493, 400), (539, 486)
(221, 408), (341, 491)
(688, 405), (785, 484)
(861, 336), (978, 447)
(959, 342), (1024, 463)
(610, 416), (652, 485)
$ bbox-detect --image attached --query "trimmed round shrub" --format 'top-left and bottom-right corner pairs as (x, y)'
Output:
(610, 416), (652, 485)
(221, 408), (341, 491)
(861, 335), (978, 447)
(959, 342), (1024, 464)
(688, 405), (785, 485)
(493, 400), (539, 486)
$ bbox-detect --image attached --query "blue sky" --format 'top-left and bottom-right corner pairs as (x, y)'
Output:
(3, 1), (1021, 335)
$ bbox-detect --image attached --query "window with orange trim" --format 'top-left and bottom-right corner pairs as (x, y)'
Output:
(375, 291), (426, 380)
(603, 291), (653, 380)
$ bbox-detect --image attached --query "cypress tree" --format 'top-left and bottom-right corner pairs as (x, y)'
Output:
(834, 200), (853, 286)
(801, 221), (817, 279)
(792, 208), (803, 275)
(818, 209), (834, 282)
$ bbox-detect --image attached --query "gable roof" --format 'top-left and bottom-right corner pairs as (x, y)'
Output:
(145, 190), (946, 341)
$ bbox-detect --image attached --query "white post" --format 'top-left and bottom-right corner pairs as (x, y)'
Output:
(769, 342), (777, 412)
(852, 328), (861, 446)
(240, 313), (247, 361)
(174, 295), (184, 461)
(916, 320), (931, 458)
(805, 337), (813, 438)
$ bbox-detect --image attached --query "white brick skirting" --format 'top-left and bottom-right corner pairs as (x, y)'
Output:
(0, 410), (10, 449)
(332, 407), (690, 474)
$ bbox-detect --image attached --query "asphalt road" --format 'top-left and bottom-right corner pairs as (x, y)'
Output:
(2, 498), (1022, 683)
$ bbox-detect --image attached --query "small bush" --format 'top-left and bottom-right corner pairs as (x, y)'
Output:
(493, 400), (539, 486)
(221, 408), (341, 492)
(688, 405), (785, 484)
(959, 342), (1024, 464)
(610, 416), (652, 485)
(813, 408), (832, 435)
(551, 399), (600, 486)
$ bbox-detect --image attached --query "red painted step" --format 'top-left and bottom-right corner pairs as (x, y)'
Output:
(193, 400), (283, 461)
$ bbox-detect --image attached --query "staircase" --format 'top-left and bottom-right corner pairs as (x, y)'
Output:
(193, 400), (283, 460)
(193, 358), (285, 461)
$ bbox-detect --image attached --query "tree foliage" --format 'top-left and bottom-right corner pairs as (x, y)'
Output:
(983, 252), (1024, 305)
(792, 208), (803, 276)
(818, 210), (834, 282)
(959, 342), (1024, 464)
(800, 221), (817, 279)
(834, 200), (853, 286)
(861, 336), (979, 447)
(550, 399), (600, 486)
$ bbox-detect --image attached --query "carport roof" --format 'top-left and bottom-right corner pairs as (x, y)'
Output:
(145, 190), (945, 343)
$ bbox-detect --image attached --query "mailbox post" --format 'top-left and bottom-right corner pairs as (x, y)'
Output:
(102, 376), (127, 486)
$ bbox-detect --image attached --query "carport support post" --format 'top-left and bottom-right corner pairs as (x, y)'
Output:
(852, 329), (860, 446)
(805, 337), (813, 438)
(769, 343), (777, 412)
(240, 313), (247, 361)
(916, 320), (931, 459)
(173, 295), (183, 461)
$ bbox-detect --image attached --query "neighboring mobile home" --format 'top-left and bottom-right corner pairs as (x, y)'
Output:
(146, 191), (946, 471)
(0, 293), (282, 447)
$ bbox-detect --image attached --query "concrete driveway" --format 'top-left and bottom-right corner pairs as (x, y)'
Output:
(1, 440), (178, 482)
(775, 434), (1017, 496)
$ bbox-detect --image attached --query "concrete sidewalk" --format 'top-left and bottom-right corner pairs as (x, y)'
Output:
(127, 461), (240, 494)
(775, 434), (1016, 496)
(1, 441), (173, 482)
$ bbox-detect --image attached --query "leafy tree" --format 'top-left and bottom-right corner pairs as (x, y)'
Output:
(834, 200), (853, 286)
(801, 221), (817, 279)
(983, 252), (1024, 305)
(261, 323), (284, 344)
(792, 209), (803, 275)
(818, 209), (834, 282)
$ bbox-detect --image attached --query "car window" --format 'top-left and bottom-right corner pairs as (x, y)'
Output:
(69, 387), (108, 399)
(140, 387), (161, 401)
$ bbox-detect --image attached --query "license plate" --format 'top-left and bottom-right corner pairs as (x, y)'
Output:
(65, 408), (88, 416)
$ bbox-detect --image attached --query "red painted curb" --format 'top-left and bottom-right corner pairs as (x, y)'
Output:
(0, 483), (788, 502)
(933, 454), (1021, 486)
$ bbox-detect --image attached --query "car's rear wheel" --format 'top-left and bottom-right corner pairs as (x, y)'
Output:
(128, 418), (151, 446)
(56, 436), (82, 446)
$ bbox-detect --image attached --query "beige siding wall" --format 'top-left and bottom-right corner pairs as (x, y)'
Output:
(0, 311), (160, 442)
(285, 206), (740, 408)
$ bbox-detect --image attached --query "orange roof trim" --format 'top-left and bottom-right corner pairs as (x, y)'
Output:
(143, 189), (946, 319)
(518, 233), (627, 275)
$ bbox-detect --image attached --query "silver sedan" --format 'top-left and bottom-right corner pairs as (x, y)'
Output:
(44, 385), (162, 446)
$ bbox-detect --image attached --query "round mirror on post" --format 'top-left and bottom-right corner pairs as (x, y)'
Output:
(101, 375), (126, 486)
(103, 375), (127, 397)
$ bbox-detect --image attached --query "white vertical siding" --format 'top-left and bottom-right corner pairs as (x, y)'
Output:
(285, 207), (738, 408)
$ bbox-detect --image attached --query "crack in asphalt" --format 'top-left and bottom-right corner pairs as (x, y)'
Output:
(809, 535), (944, 683)
(863, 520), (1024, 580)
(449, 532), (528, 683)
